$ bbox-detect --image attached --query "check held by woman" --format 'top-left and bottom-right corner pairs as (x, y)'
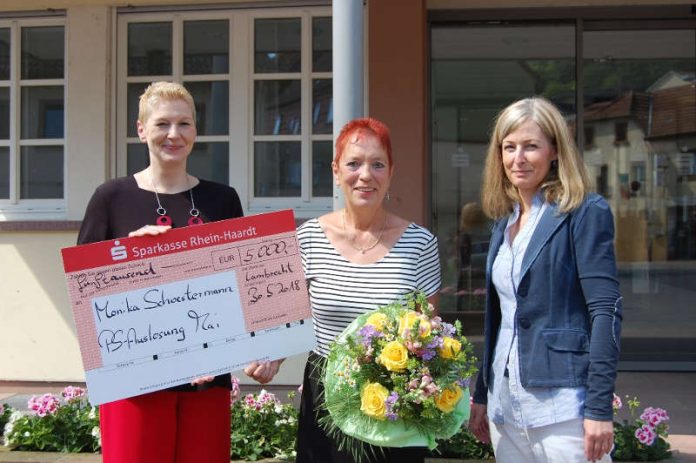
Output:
(79, 81), (245, 463)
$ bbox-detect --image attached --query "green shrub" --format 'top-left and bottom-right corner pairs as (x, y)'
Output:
(231, 386), (298, 461)
(3, 387), (100, 453)
(432, 425), (494, 460)
(612, 393), (671, 461)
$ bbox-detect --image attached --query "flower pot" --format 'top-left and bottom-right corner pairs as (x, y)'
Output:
(425, 458), (489, 463)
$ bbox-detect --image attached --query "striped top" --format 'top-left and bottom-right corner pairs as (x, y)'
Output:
(297, 218), (442, 357)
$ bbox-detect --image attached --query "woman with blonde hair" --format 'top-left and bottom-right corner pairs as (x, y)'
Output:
(469, 97), (622, 462)
(78, 81), (268, 462)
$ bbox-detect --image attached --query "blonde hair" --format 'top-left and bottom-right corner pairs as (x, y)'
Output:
(138, 81), (196, 124)
(459, 202), (487, 232)
(481, 96), (590, 219)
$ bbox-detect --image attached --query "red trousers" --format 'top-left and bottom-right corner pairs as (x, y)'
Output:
(100, 387), (231, 463)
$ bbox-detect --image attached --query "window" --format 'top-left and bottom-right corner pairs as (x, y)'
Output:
(597, 164), (610, 197)
(117, 8), (332, 216)
(0, 19), (65, 217)
(614, 121), (628, 144)
(120, 16), (230, 186)
(630, 162), (645, 196)
(584, 124), (595, 149)
(251, 14), (333, 212)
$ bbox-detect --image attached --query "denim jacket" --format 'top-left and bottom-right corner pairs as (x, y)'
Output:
(472, 193), (623, 421)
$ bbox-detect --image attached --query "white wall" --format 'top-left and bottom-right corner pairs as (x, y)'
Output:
(0, 5), (114, 382)
(0, 232), (84, 380)
(0, 2), (312, 387)
(65, 5), (112, 220)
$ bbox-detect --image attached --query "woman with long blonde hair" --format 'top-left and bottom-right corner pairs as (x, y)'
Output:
(469, 97), (622, 463)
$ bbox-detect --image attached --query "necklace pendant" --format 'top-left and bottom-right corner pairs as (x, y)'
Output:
(188, 216), (204, 226)
(156, 215), (172, 226)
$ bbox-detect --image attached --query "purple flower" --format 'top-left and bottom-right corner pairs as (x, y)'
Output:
(640, 407), (669, 427)
(421, 336), (443, 361)
(635, 424), (657, 445)
(257, 389), (279, 405)
(358, 325), (383, 347)
(230, 376), (241, 404)
(61, 385), (86, 401)
(244, 393), (257, 408)
(385, 392), (399, 421)
(456, 377), (471, 388)
(612, 393), (622, 411)
(421, 349), (437, 361)
(441, 323), (456, 337)
(28, 393), (60, 417)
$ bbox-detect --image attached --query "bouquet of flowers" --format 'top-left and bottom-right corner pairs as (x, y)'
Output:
(321, 291), (477, 454)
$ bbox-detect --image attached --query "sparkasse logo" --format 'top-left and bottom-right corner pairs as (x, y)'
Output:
(110, 240), (128, 261)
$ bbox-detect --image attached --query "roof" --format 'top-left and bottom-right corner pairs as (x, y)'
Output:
(582, 83), (695, 138)
(648, 83), (696, 138)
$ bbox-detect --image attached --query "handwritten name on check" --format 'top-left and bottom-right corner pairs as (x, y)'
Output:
(61, 210), (315, 405)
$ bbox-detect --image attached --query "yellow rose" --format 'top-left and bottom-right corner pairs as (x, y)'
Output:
(435, 385), (463, 413)
(365, 312), (389, 332)
(360, 382), (389, 420)
(439, 337), (462, 359)
(398, 311), (431, 338)
(377, 341), (409, 372)
(418, 316), (431, 337)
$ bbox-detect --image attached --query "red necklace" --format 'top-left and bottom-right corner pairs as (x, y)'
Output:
(151, 175), (203, 227)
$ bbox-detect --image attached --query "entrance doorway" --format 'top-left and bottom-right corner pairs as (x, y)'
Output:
(430, 15), (696, 368)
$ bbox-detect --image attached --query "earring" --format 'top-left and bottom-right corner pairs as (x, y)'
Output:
(386, 191), (391, 201)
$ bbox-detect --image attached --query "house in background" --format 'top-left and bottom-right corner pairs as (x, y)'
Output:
(0, 0), (694, 389)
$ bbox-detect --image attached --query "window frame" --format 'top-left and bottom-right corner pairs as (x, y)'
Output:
(248, 9), (332, 216)
(0, 17), (66, 220)
(115, 6), (332, 218)
(116, 11), (235, 190)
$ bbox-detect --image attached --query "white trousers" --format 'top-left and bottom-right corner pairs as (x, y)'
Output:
(490, 417), (612, 463)
(488, 377), (612, 463)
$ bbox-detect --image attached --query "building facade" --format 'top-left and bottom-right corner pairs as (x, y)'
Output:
(0, 0), (693, 386)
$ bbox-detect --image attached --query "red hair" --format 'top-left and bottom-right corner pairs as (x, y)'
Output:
(334, 118), (393, 166)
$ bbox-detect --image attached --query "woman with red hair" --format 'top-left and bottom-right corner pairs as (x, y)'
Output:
(292, 117), (442, 462)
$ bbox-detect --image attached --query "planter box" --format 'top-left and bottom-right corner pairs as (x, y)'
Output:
(425, 459), (489, 463)
(425, 459), (673, 463)
(0, 448), (287, 463)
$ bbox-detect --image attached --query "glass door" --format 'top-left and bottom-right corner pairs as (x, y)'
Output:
(430, 18), (696, 367)
(581, 27), (696, 365)
(430, 23), (576, 330)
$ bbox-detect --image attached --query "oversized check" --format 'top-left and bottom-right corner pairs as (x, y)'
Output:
(61, 209), (315, 405)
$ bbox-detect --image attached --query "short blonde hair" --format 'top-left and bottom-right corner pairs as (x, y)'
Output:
(481, 97), (590, 219)
(138, 81), (196, 124)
